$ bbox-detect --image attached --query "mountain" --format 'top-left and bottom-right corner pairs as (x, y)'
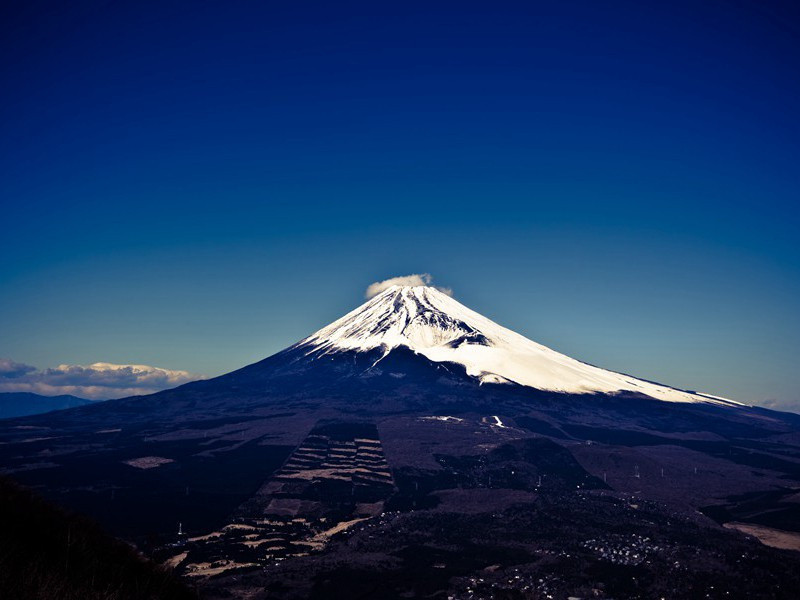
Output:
(1, 285), (799, 599)
(297, 285), (739, 404)
(0, 392), (92, 419)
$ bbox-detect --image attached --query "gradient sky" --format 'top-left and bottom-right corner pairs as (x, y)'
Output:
(1, 1), (799, 409)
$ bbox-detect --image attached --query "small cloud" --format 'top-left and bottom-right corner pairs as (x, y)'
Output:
(435, 286), (454, 297)
(0, 360), (204, 400)
(365, 274), (453, 299)
(0, 358), (36, 379)
(756, 398), (800, 415)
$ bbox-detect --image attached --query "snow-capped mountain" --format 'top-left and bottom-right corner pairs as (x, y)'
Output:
(5, 280), (798, 597)
(297, 285), (740, 406)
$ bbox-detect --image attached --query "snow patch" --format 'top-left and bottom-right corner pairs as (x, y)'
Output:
(123, 456), (174, 469)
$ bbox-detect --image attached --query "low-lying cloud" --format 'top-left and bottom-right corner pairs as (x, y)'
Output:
(0, 359), (204, 400)
(757, 397), (800, 415)
(365, 273), (453, 299)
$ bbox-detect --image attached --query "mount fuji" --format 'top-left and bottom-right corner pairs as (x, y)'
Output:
(295, 285), (738, 405)
(2, 283), (799, 599)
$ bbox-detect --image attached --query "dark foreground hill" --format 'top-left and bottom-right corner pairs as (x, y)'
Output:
(0, 476), (194, 600)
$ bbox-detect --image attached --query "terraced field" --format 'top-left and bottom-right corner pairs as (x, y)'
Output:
(158, 422), (395, 578)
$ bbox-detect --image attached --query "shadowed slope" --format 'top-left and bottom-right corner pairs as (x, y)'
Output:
(0, 476), (194, 600)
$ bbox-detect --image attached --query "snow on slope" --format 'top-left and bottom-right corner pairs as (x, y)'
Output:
(298, 285), (742, 406)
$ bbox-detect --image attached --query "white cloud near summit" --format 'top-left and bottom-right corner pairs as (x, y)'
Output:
(365, 274), (453, 299)
(0, 359), (204, 400)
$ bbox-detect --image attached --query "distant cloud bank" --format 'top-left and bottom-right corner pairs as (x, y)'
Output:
(0, 358), (36, 379)
(0, 359), (204, 400)
(365, 273), (453, 299)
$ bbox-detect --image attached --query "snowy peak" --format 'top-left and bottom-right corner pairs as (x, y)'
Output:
(298, 286), (742, 407)
(304, 285), (489, 353)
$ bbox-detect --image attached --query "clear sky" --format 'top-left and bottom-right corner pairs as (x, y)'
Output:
(1, 1), (799, 408)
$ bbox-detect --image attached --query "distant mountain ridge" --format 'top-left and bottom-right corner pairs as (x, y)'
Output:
(0, 392), (92, 419)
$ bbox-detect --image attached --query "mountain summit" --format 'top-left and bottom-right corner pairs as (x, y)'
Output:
(295, 285), (738, 406)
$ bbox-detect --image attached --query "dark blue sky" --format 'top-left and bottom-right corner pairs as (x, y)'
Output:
(1, 1), (799, 408)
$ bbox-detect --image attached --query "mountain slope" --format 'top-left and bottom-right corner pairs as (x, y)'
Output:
(297, 285), (740, 405)
(0, 476), (194, 600)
